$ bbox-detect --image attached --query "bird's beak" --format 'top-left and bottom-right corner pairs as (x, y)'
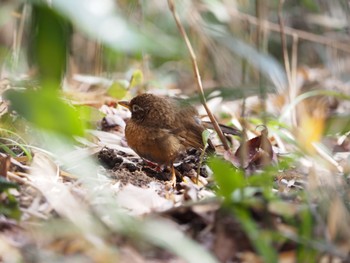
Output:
(118, 101), (130, 110)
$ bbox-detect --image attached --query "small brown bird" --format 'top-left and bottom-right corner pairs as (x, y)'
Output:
(119, 93), (211, 186)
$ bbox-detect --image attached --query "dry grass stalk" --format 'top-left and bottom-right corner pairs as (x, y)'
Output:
(168, 0), (230, 151)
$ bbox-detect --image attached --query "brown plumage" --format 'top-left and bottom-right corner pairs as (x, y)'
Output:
(119, 93), (210, 186)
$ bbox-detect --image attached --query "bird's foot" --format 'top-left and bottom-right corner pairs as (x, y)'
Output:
(169, 165), (177, 188)
(143, 160), (163, 172)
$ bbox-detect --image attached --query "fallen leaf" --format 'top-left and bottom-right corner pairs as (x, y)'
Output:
(234, 128), (274, 169)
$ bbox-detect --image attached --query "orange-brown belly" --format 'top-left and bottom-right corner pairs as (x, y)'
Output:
(125, 121), (185, 165)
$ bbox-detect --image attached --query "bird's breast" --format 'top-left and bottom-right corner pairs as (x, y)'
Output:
(125, 120), (185, 165)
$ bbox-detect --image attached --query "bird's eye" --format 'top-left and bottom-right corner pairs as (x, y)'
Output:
(132, 104), (143, 113)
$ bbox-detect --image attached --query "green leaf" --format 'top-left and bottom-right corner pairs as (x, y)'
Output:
(107, 81), (128, 99)
(29, 4), (70, 87)
(0, 178), (20, 220)
(301, 0), (319, 11)
(129, 70), (143, 89)
(5, 89), (84, 137)
(0, 128), (33, 161)
(75, 105), (105, 123)
(280, 89), (350, 122)
(49, 0), (181, 57)
(201, 129), (211, 147)
(325, 114), (350, 135)
(297, 208), (317, 262)
(233, 206), (278, 262)
(0, 177), (18, 192)
(209, 157), (245, 201)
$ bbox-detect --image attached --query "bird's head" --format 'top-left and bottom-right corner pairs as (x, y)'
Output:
(119, 94), (161, 123)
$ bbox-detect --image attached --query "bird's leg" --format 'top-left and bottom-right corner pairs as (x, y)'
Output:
(170, 164), (177, 187)
(143, 159), (162, 172)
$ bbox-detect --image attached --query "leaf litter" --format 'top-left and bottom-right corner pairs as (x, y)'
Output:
(1, 72), (350, 262)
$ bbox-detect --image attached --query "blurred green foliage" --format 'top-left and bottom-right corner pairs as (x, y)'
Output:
(29, 5), (70, 87)
(5, 89), (85, 137)
(0, 178), (21, 220)
(209, 156), (321, 262)
(209, 157), (278, 262)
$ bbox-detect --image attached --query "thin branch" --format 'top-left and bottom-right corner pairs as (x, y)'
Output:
(7, 171), (39, 191)
(13, 4), (28, 66)
(278, 0), (292, 90)
(291, 34), (299, 90)
(290, 33), (299, 126)
(168, 0), (230, 151)
(94, 41), (102, 75)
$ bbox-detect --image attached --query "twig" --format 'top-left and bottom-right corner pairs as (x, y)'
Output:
(278, 0), (292, 90)
(7, 171), (40, 191)
(256, 0), (267, 123)
(290, 33), (299, 126)
(291, 34), (299, 90)
(13, 4), (28, 67)
(94, 41), (102, 75)
(278, 0), (298, 128)
(168, 0), (230, 151)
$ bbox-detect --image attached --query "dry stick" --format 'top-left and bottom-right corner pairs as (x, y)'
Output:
(7, 171), (40, 191)
(14, 4), (28, 66)
(291, 34), (299, 89)
(278, 0), (292, 90)
(168, 0), (230, 151)
(94, 41), (102, 75)
(278, 0), (298, 128)
(290, 33), (299, 126)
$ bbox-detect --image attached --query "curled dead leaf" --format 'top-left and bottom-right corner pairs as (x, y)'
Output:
(224, 127), (274, 170)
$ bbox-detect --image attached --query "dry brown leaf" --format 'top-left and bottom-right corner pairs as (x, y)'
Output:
(228, 128), (274, 169)
(328, 196), (350, 241)
(0, 154), (11, 178)
(237, 251), (262, 263)
(29, 152), (104, 242)
(115, 184), (173, 216)
(278, 250), (296, 263)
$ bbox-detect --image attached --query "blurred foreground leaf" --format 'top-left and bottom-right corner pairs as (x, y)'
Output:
(209, 157), (278, 262)
(297, 208), (317, 262)
(47, 0), (181, 57)
(209, 157), (245, 201)
(280, 89), (350, 122)
(0, 177), (17, 192)
(325, 114), (350, 135)
(5, 89), (84, 137)
(29, 4), (70, 86)
(140, 219), (219, 263)
(75, 105), (105, 128)
(234, 206), (278, 262)
(0, 178), (21, 220)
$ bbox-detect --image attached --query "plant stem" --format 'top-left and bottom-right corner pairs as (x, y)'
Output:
(168, 0), (230, 151)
